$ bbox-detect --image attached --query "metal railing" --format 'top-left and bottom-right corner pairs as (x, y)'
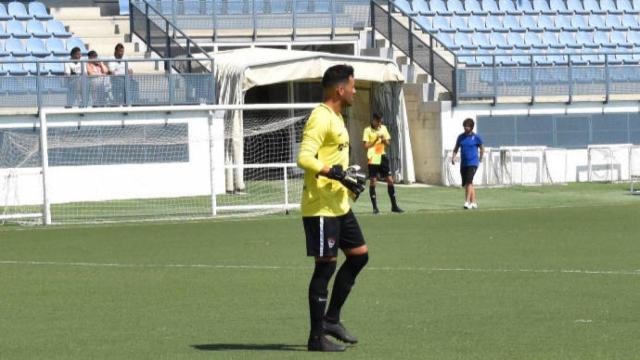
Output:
(455, 52), (640, 104)
(0, 58), (216, 110)
(132, 0), (370, 40)
(372, 0), (455, 92)
(130, 0), (213, 73)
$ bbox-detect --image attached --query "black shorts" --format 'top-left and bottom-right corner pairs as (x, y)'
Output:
(461, 166), (478, 187)
(368, 155), (391, 179)
(303, 210), (365, 257)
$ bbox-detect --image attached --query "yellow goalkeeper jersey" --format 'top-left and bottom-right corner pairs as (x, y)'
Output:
(362, 124), (390, 165)
(297, 103), (351, 217)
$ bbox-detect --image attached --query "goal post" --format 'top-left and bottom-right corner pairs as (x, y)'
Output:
(630, 145), (640, 193)
(587, 144), (633, 183)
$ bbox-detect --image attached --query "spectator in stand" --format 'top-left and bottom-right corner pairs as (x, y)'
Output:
(64, 47), (83, 107)
(108, 43), (139, 104)
(87, 50), (111, 106)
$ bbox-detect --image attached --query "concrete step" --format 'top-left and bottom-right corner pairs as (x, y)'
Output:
(64, 19), (130, 37)
(50, 7), (102, 20)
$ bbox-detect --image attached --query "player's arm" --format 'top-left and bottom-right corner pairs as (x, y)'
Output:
(381, 127), (391, 146)
(452, 140), (460, 165)
(297, 117), (330, 176)
(479, 144), (485, 163)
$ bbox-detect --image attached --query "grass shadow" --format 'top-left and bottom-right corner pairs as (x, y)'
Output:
(191, 343), (306, 352)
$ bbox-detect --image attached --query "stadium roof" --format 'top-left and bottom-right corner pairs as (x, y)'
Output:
(209, 47), (405, 93)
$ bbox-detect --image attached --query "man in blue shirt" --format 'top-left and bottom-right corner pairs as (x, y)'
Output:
(452, 118), (484, 209)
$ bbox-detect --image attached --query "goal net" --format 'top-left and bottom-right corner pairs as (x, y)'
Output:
(587, 144), (633, 183)
(443, 146), (568, 187)
(0, 106), (311, 225)
(630, 145), (640, 193)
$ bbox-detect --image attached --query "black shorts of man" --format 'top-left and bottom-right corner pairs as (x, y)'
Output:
(452, 118), (484, 209)
(362, 112), (403, 214)
(297, 65), (369, 352)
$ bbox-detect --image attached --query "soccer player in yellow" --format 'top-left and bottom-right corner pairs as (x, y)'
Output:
(297, 64), (368, 352)
(362, 113), (403, 214)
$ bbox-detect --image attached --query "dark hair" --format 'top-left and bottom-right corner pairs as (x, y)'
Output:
(70, 47), (81, 57)
(321, 64), (354, 89)
(115, 43), (124, 51)
(463, 118), (475, 128)
(87, 50), (98, 58)
(372, 112), (383, 120)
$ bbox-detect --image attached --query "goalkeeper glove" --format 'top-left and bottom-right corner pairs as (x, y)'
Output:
(324, 164), (367, 200)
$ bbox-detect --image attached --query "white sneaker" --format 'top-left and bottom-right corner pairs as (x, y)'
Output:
(463, 202), (470, 209)
(470, 203), (478, 209)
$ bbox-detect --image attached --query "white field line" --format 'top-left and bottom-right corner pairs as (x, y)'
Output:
(1, 260), (639, 276)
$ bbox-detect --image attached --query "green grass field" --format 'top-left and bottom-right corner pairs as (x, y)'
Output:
(1, 183), (639, 359)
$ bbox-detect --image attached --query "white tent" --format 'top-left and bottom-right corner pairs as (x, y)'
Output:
(207, 48), (415, 190)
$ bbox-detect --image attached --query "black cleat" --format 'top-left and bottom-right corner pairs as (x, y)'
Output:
(372, 208), (380, 215)
(307, 335), (346, 352)
(391, 206), (404, 213)
(323, 320), (358, 344)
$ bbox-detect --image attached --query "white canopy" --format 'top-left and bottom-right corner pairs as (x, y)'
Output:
(207, 47), (415, 184)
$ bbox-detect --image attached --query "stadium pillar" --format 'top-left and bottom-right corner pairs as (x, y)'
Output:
(370, 0), (375, 48)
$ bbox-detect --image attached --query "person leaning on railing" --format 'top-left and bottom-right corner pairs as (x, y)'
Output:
(64, 47), (83, 108)
(87, 50), (112, 106)
(107, 43), (139, 104)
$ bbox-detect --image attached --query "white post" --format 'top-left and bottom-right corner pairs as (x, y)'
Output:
(283, 164), (289, 213)
(39, 110), (51, 225)
(588, 148), (592, 182)
(209, 112), (218, 216)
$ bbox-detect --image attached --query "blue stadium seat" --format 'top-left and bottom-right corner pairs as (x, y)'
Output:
(22, 56), (38, 74)
(559, 31), (581, 48)
(414, 15), (433, 31)
(3, 58), (28, 76)
(507, 32), (528, 49)
(41, 55), (65, 75)
(437, 33), (460, 50)
(6, 38), (29, 56)
(468, 15), (489, 32)
(571, 15), (594, 31)
(512, 52), (532, 65)
(451, 16), (471, 32)
(455, 32), (477, 50)
(556, 15), (577, 31)
(48, 20), (72, 38)
(47, 38), (68, 56)
(473, 32), (496, 49)
(465, 0), (489, 15)
(495, 52), (517, 66)
(0, 22), (9, 39)
(582, 0), (604, 14)
(581, 53), (605, 65)
(550, 0), (571, 14)
(503, 15), (524, 31)
(616, 52), (640, 65)
(539, 14), (560, 31)
(499, 0), (521, 15)
(486, 15), (507, 32)
(27, 38), (50, 57)
(8, 1), (32, 20)
(617, 0), (639, 14)
(621, 14), (640, 30)
(598, 0), (622, 14)
(490, 31), (512, 49)
(0, 40), (9, 57)
(634, 0), (640, 11)
(420, 16), (451, 33)
(610, 30), (630, 47)
(7, 20), (30, 38)
(67, 37), (88, 55)
(589, 14), (608, 31)
(430, 0), (452, 15)
(27, 19), (51, 38)
(628, 30), (640, 46)
(576, 30), (598, 48)
(533, 0), (554, 14)
(516, 0), (538, 14)
(542, 31), (563, 48)
(0, 4), (12, 21)
(605, 15), (623, 30)
(567, 0), (588, 14)
(594, 30), (616, 47)
(482, 0), (505, 15)
(475, 49), (494, 65)
(29, 1), (53, 20)
(448, 0), (470, 15)
(412, 0), (433, 15)
(548, 53), (569, 65)
(392, 0), (415, 15)
(521, 15), (541, 31)
(524, 31), (546, 48)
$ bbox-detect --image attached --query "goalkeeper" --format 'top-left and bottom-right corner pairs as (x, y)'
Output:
(297, 64), (369, 352)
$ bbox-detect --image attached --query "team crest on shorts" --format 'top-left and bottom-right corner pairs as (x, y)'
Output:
(327, 237), (336, 248)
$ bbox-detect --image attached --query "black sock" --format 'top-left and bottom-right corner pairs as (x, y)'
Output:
(308, 261), (336, 336)
(369, 186), (378, 210)
(388, 184), (399, 208)
(325, 253), (369, 323)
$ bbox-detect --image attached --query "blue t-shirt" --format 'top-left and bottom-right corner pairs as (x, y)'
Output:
(456, 132), (483, 167)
